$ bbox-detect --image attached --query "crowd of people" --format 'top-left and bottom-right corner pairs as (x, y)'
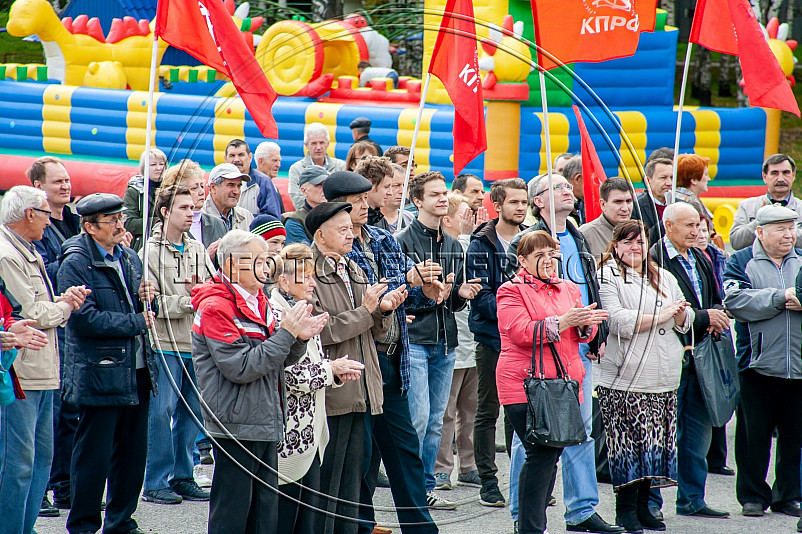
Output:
(0, 116), (801, 534)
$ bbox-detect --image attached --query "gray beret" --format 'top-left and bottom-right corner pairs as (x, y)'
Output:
(349, 117), (371, 130)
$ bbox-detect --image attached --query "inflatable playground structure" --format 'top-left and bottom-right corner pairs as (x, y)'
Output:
(0, 0), (796, 239)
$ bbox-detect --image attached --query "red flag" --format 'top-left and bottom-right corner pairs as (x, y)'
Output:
(428, 0), (486, 175)
(531, 0), (658, 70)
(689, 0), (799, 116)
(572, 105), (607, 223)
(155, 0), (279, 138)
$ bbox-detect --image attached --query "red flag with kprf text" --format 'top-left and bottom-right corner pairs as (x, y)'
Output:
(531, 0), (658, 70)
(428, 0), (487, 175)
(155, 0), (279, 137)
(572, 105), (607, 223)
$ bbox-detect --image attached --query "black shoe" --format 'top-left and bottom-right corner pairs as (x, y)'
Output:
(648, 507), (663, 521)
(142, 488), (183, 504)
(567, 512), (626, 533)
(680, 505), (729, 518)
(636, 482), (665, 531)
(797, 516), (802, 532)
(376, 469), (390, 488)
(479, 481), (506, 507)
(126, 529), (147, 534)
(39, 495), (60, 517)
(741, 502), (766, 517)
(771, 500), (802, 517)
(53, 494), (71, 509)
(198, 442), (214, 465)
(708, 466), (735, 476)
(171, 479), (211, 501)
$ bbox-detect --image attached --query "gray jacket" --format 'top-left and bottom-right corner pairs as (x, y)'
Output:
(729, 194), (802, 250)
(723, 239), (802, 379)
(287, 154), (346, 210)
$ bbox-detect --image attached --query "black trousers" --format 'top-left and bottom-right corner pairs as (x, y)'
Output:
(278, 454), (322, 534)
(49, 384), (79, 501)
(209, 438), (278, 534)
(66, 368), (150, 534)
(358, 351), (437, 534)
(592, 396), (611, 483)
(474, 343), (513, 484)
(317, 412), (364, 534)
(735, 370), (802, 508)
(707, 425), (728, 470)
(505, 403), (562, 534)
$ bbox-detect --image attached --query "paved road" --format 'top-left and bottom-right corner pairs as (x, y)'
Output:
(34, 420), (800, 534)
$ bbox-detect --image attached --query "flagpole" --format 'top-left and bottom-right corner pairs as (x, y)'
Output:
(671, 43), (693, 204)
(538, 70), (557, 240)
(142, 33), (159, 288)
(397, 72), (432, 231)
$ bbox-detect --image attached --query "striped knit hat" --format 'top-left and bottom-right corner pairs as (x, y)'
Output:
(250, 214), (286, 240)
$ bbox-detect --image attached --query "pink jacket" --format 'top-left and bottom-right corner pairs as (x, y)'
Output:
(496, 273), (596, 406)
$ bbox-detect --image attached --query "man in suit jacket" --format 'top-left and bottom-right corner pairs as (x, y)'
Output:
(649, 202), (731, 520)
(633, 158), (673, 244)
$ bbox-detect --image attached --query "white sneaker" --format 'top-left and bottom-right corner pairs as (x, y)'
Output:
(194, 465), (212, 487)
(426, 491), (457, 510)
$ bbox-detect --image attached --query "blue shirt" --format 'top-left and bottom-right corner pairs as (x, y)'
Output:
(172, 242), (185, 255)
(557, 230), (590, 306)
(663, 236), (703, 305)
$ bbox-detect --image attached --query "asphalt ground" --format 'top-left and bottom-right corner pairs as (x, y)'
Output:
(34, 416), (800, 534)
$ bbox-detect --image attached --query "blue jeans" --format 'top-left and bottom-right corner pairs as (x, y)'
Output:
(0, 389), (54, 534)
(408, 342), (456, 492)
(562, 351), (600, 525)
(676, 368), (712, 514)
(144, 354), (203, 490)
(509, 432), (526, 521)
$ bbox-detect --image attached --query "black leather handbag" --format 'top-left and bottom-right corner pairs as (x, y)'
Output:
(523, 320), (587, 448)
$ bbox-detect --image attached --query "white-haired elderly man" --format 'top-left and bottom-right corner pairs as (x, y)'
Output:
(191, 229), (326, 534)
(0, 185), (88, 534)
(225, 138), (284, 219)
(288, 122), (346, 210)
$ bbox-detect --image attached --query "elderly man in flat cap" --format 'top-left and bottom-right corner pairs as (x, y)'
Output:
(724, 204), (802, 521)
(305, 202), (407, 534)
(349, 117), (382, 156)
(57, 193), (159, 534)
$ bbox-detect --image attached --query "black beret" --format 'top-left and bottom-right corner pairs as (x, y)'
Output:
(323, 171), (372, 201)
(305, 202), (352, 238)
(75, 193), (126, 216)
(349, 117), (371, 130)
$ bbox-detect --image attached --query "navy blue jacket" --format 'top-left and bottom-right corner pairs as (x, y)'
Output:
(57, 233), (158, 406)
(250, 167), (285, 219)
(34, 206), (81, 290)
(466, 218), (519, 352)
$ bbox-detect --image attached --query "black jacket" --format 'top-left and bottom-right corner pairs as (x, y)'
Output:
(34, 206), (81, 289)
(508, 219), (609, 355)
(650, 239), (722, 353)
(395, 219), (466, 349)
(57, 233), (158, 406)
(632, 192), (665, 244)
(466, 218), (520, 352)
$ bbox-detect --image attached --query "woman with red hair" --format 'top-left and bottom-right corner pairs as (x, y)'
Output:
(675, 154), (725, 248)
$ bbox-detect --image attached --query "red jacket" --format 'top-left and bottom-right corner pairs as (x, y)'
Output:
(496, 273), (596, 406)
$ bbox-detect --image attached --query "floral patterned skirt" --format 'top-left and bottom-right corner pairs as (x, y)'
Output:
(596, 386), (678, 492)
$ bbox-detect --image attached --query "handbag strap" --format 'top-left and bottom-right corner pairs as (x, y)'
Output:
(531, 319), (570, 379)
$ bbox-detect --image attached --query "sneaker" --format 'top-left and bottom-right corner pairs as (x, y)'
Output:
(198, 443), (214, 465)
(39, 495), (60, 517)
(172, 479), (211, 501)
(194, 465), (212, 488)
(479, 481), (506, 507)
(376, 468), (390, 488)
(142, 488), (183, 504)
(434, 473), (452, 490)
(427, 491), (457, 510)
(457, 469), (481, 487)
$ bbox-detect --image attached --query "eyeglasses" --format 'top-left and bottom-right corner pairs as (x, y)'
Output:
(95, 216), (125, 227)
(32, 207), (52, 217)
(535, 183), (574, 196)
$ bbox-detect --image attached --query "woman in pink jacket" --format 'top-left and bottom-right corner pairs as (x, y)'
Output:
(497, 230), (607, 534)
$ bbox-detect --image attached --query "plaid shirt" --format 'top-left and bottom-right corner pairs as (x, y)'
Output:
(347, 225), (435, 391)
(663, 236), (703, 305)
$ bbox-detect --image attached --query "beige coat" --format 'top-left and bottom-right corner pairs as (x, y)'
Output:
(308, 245), (390, 416)
(0, 225), (72, 390)
(143, 230), (217, 354)
(202, 196), (253, 232)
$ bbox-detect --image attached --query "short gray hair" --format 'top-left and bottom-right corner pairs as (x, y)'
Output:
(0, 185), (47, 225)
(561, 155), (582, 181)
(304, 122), (330, 143)
(255, 141), (280, 162)
(390, 163), (405, 175)
(138, 148), (167, 176)
(662, 201), (698, 224)
(216, 229), (268, 266)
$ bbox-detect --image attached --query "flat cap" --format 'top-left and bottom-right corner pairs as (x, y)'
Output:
(298, 165), (329, 187)
(76, 193), (126, 216)
(209, 163), (250, 185)
(305, 202), (352, 238)
(250, 214), (286, 240)
(755, 204), (798, 226)
(323, 171), (372, 201)
(349, 117), (371, 130)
